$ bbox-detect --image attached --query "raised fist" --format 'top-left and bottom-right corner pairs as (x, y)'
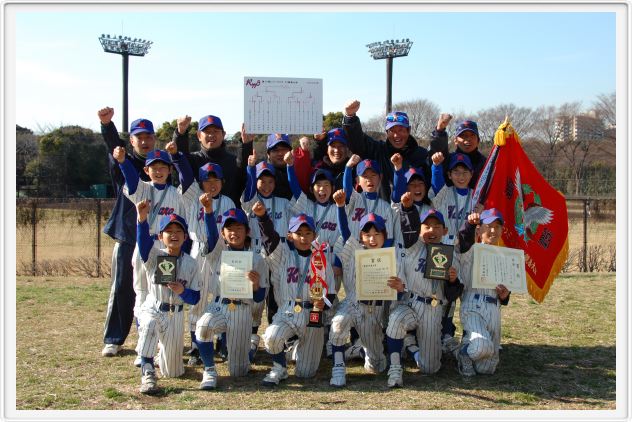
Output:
(467, 212), (480, 226)
(299, 136), (311, 151)
(431, 152), (444, 166)
(248, 149), (257, 167)
(98, 107), (114, 125)
(333, 189), (346, 207)
(136, 199), (151, 222)
(313, 131), (327, 142)
(165, 140), (178, 155)
(241, 123), (254, 144)
(199, 193), (213, 213)
(390, 153), (403, 171)
(400, 191), (413, 209)
(177, 115), (192, 135)
(436, 113), (453, 131)
(344, 100), (360, 116)
(252, 201), (266, 217)
(113, 146), (126, 163)
(283, 150), (294, 166)
(347, 154), (361, 168)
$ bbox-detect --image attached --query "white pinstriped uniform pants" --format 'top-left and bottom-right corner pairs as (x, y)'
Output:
(459, 294), (501, 374)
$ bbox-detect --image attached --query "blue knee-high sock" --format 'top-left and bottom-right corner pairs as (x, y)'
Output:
(386, 336), (404, 365)
(271, 351), (287, 368)
(332, 344), (345, 366)
(198, 341), (215, 368)
(140, 356), (154, 373)
(190, 331), (198, 348)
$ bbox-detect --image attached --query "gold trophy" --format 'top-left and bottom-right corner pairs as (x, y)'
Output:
(307, 276), (325, 328)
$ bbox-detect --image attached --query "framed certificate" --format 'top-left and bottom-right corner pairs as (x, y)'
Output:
(471, 243), (527, 293)
(424, 244), (454, 280)
(354, 247), (397, 301)
(155, 256), (177, 285)
(220, 251), (253, 299)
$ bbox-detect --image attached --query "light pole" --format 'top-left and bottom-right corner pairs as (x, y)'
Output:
(366, 39), (413, 114)
(98, 34), (153, 132)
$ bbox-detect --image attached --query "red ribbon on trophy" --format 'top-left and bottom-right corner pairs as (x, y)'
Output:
(307, 241), (330, 327)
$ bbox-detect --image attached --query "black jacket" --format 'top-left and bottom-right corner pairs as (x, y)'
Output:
(428, 128), (487, 189)
(343, 114), (430, 201)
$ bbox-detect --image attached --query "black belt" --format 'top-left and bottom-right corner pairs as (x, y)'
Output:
(474, 294), (498, 305)
(215, 297), (245, 305)
(410, 294), (444, 306)
(359, 300), (384, 306)
(288, 301), (315, 309)
(159, 303), (183, 312)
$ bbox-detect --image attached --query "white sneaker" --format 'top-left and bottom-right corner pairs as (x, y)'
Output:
(101, 344), (121, 357)
(387, 364), (403, 388)
(344, 341), (364, 361)
(133, 355), (142, 367)
(262, 362), (289, 386)
(200, 366), (218, 390)
(457, 350), (476, 377)
(139, 363), (159, 395)
(442, 335), (460, 354)
(330, 364), (346, 387)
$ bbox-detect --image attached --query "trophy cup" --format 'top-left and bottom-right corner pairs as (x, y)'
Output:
(307, 241), (328, 328)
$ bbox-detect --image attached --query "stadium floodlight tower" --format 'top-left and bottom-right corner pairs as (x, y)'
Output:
(366, 38), (413, 114)
(98, 34), (153, 132)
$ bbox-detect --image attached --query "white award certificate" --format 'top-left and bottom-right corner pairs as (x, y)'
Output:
(471, 243), (527, 293)
(220, 251), (253, 299)
(354, 247), (397, 301)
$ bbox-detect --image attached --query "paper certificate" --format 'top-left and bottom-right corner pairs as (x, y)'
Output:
(354, 247), (397, 301)
(471, 243), (527, 293)
(220, 251), (253, 299)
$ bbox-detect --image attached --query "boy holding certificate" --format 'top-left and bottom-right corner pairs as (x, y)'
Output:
(253, 204), (337, 386)
(135, 202), (200, 395)
(453, 208), (511, 377)
(385, 196), (463, 388)
(327, 189), (403, 387)
(195, 195), (268, 390)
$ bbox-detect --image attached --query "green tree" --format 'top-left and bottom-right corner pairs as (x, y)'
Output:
(323, 112), (343, 132)
(155, 119), (199, 151)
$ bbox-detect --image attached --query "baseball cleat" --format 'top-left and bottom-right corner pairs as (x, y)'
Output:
(457, 349), (476, 377)
(200, 366), (218, 390)
(101, 344), (121, 357)
(344, 341), (364, 361)
(387, 364), (404, 388)
(139, 363), (160, 395)
(262, 362), (288, 386)
(187, 348), (202, 366)
(330, 364), (346, 387)
(442, 335), (460, 355)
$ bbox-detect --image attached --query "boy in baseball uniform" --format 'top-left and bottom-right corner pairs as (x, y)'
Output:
(135, 203), (200, 394)
(194, 198), (268, 389)
(384, 203), (463, 388)
(453, 208), (511, 376)
(253, 206), (337, 386)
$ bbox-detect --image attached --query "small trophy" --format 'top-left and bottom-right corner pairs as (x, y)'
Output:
(155, 256), (178, 285)
(307, 241), (329, 328)
(424, 244), (454, 280)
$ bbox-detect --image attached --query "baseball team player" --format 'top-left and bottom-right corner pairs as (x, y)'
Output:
(384, 201), (463, 388)
(134, 201), (200, 394)
(194, 196), (268, 389)
(253, 204), (337, 386)
(328, 189), (400, 387)
(169, 142), (236, 365)
(453, 208), (511, 376)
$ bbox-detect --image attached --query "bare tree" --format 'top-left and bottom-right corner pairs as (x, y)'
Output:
(472, 104), (537, 143)
(391, 98), (440, 144)
(592, 92), (616, 128)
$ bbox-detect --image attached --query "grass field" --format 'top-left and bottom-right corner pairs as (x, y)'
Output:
(15, 273), (616, 411)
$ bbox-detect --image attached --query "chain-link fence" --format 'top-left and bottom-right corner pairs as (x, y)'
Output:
(16, 196), (616, 277)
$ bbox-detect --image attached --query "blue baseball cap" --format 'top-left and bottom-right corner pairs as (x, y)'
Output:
(385, 111), (410, 131)
(327, 128), (348, 146)
(130, 118), (155, 135)
(455, 120), (479, 139)
(310, 168), (334, 185)
(480, 208), (504, 225)
(288, 214), (316, 233)
(198, 115), (224, 132)
(255, 161), (276, 178)
(419, 209), (445, 226)
(449, 153), (473, 171)
(266, 133), (292, 151)
(159, 213), (188, 233)
(357, 159), (381, 176)
(221, 208), (249, 229)
(359, 213), (386, 232)
(145, 150), (173, 166)
(404, 167), (427, 185)
(199, 162), (223, 180)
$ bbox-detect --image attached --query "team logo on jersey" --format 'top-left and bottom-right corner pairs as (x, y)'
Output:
(351, 208), (365, 222)
(414, 257), (426, 273)
(287, 267), (299, 284)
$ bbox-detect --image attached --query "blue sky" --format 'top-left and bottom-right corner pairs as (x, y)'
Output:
(10, 4), (618, 135)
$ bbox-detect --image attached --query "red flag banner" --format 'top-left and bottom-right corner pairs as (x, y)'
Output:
(473, 120), (569, 303)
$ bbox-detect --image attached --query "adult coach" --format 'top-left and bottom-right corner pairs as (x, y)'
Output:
(342, 100), (430, 201)
(173, 115), (253, 208)
(98, 106), (156, 357)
